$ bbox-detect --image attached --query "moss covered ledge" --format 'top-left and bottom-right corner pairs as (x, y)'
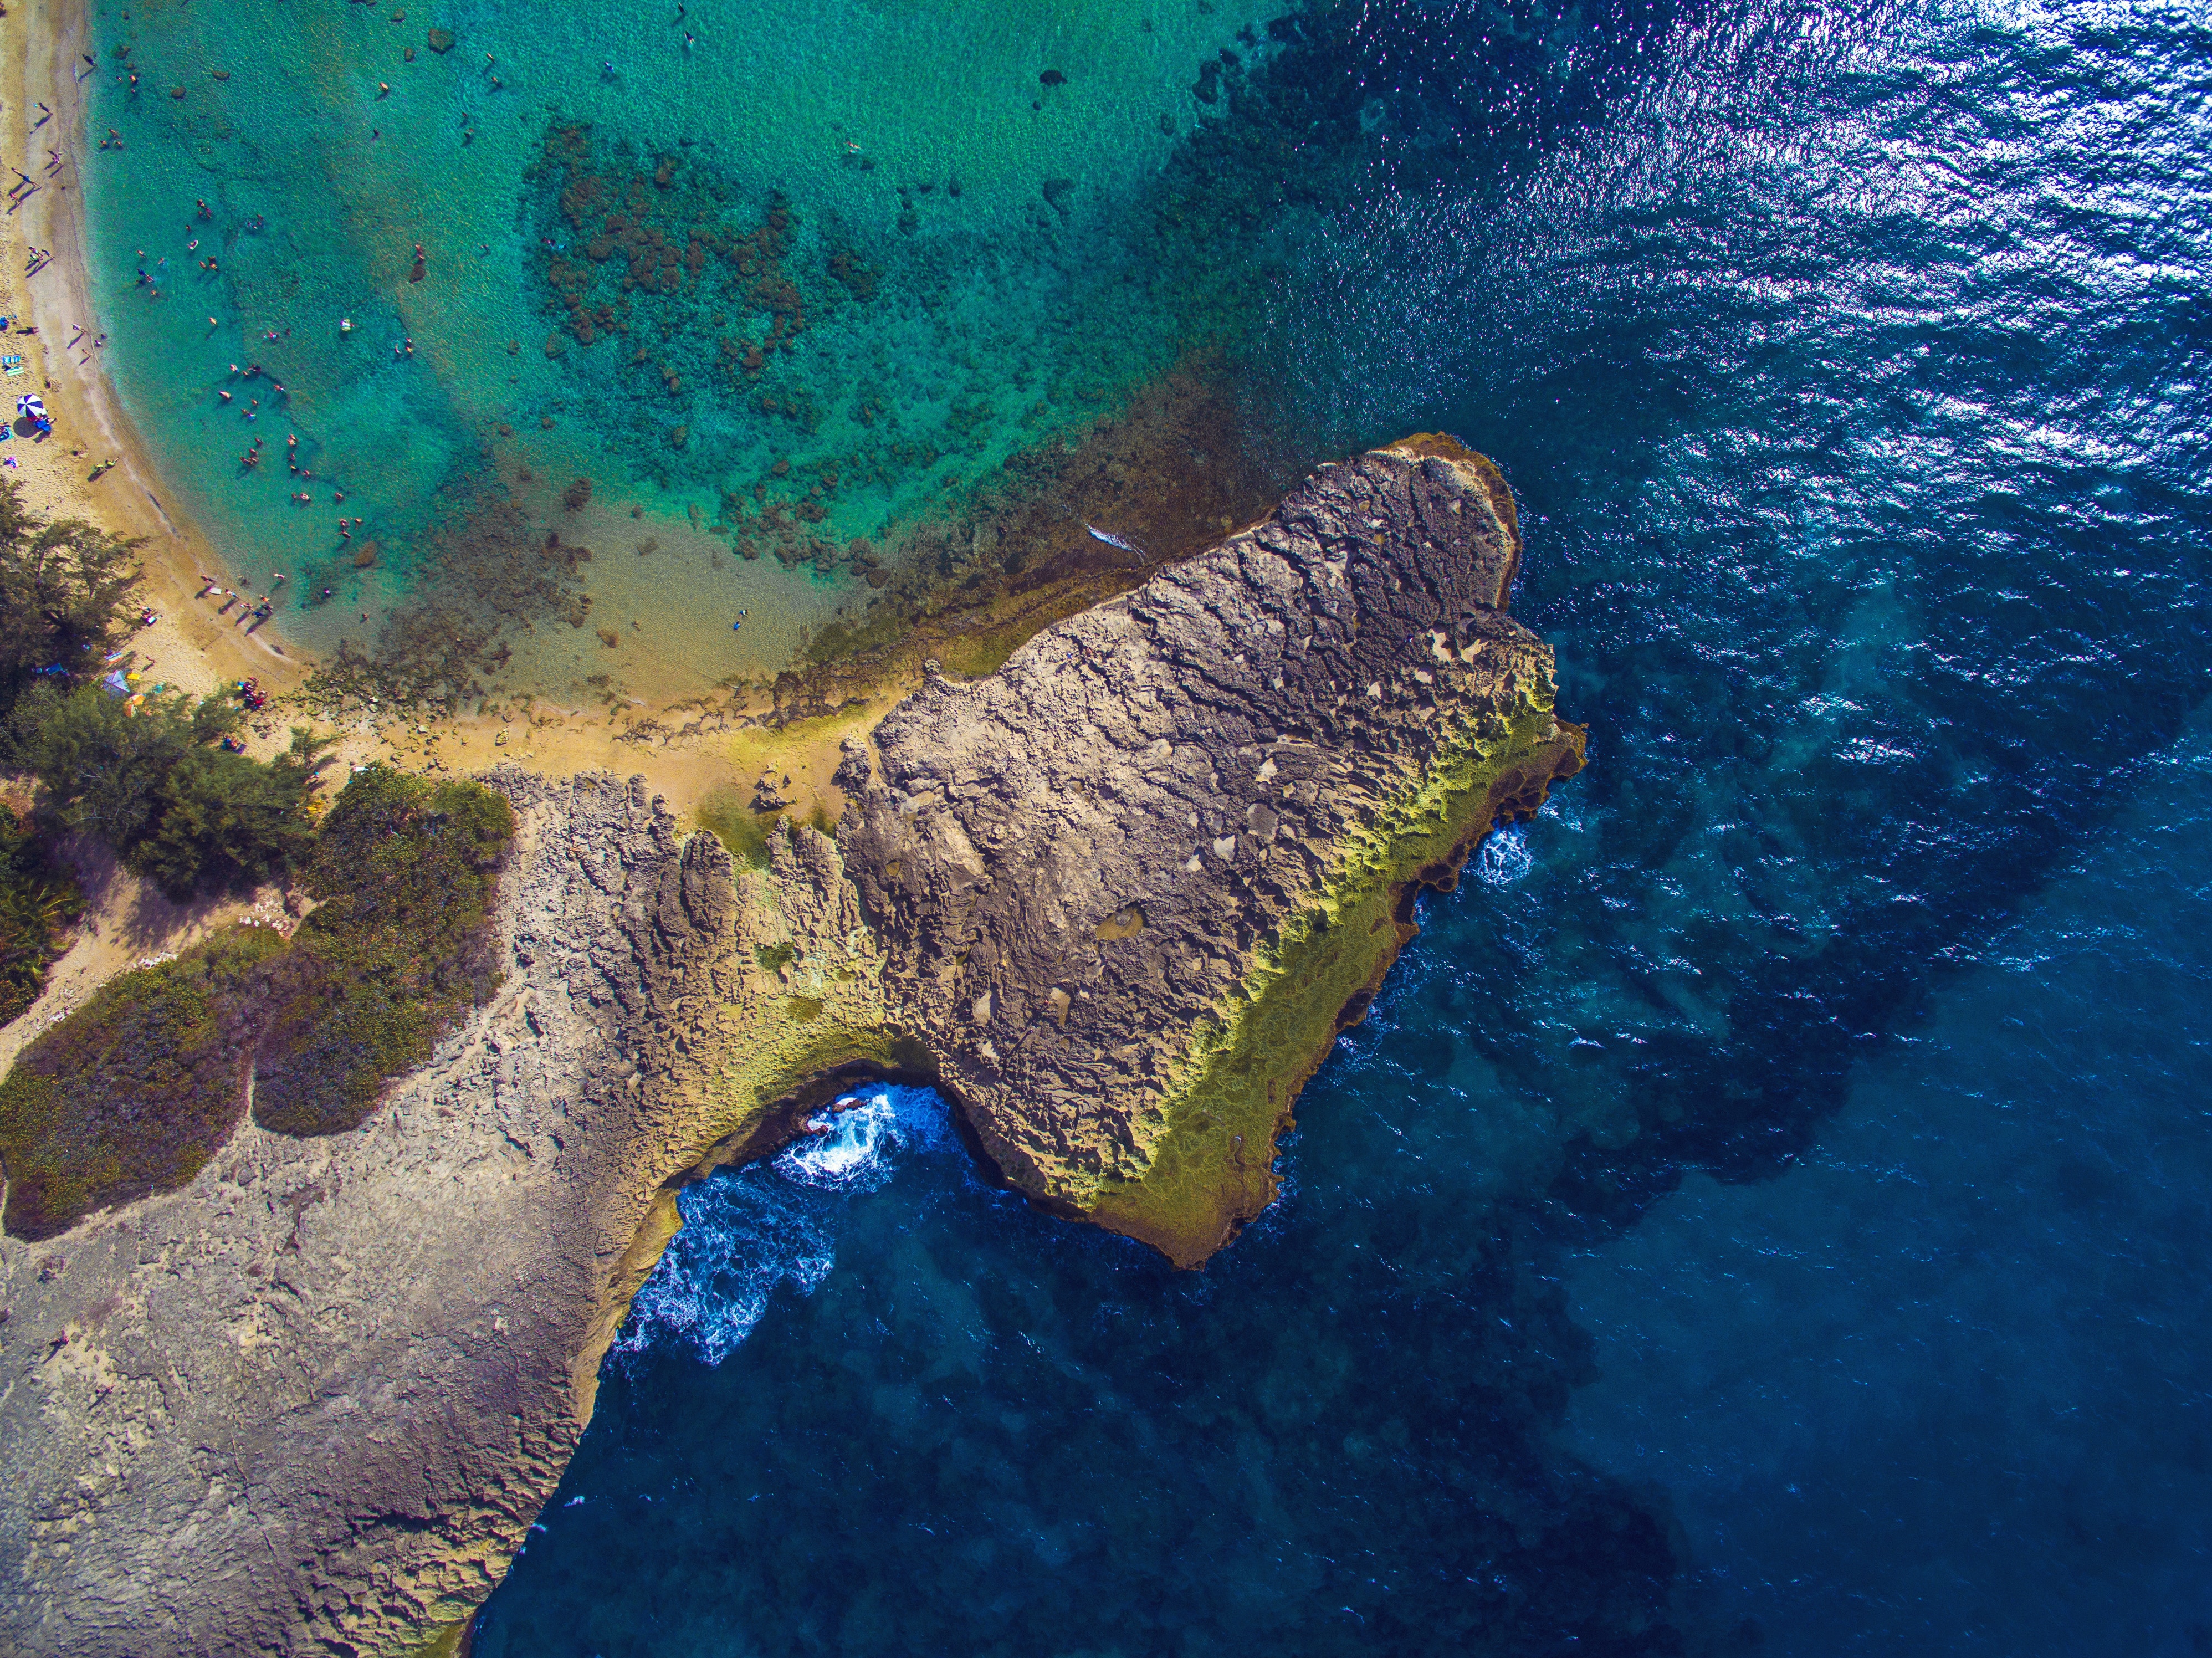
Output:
(1088, 700), (1585, 1265)
(839, 436), (1589, 1269)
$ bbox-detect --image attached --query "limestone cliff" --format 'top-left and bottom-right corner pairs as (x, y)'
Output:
(0, 439), (1582, 1655)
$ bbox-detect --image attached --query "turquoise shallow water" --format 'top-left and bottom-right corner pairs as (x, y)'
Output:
(473, 0), (2212, 1651)
(84, 0), (1281, 692)
(90, 0), (2212, 1649)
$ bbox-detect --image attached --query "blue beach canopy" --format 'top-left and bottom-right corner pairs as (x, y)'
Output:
(16, 393), (46, 419)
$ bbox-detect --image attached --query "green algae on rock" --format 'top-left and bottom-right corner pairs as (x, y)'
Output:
(0, 440), (1583, 1656)
(1089, 701), (1582, 1263)
(840, 437), (1584, 1263)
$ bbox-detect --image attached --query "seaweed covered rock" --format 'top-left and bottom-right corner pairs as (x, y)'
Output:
(839, 438), (1584, 1262)
(0, 439), (1586, 1656)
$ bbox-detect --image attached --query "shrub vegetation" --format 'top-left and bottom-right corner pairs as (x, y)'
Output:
(249, 770), (514, 1135)
(0, 770), (515, 1235)
(0, 925), (287, 1240)
(0, 807), (84, 1026)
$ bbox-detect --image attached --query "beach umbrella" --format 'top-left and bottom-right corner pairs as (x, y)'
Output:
(16, 393), (45, 420)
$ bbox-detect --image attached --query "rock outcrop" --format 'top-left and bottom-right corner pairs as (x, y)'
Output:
(0, 774), (874, 1656)
(839, 436), (1583, 1261)
(0, 438), (1582, 1655)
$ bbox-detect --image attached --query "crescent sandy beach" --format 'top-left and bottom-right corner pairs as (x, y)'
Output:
(7, 1), (2212, 1655)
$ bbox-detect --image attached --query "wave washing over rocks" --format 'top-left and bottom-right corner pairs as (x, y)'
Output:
(0, 440), (1583, 1656)
(617, 1086), (954, 1366)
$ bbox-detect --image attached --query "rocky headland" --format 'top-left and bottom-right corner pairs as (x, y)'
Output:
(0, 439), (1583, 1655)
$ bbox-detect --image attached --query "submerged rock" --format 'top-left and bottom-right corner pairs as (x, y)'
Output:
(0, 439), (1582, 1655)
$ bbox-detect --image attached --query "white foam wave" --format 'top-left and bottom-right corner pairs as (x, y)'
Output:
(1475, 823), (1534, 886)
(777, 1084), (951, 1190)
(618, 1085), (951, 1364)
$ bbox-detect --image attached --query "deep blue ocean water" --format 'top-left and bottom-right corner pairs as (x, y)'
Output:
(443, 0), (2212, 1649)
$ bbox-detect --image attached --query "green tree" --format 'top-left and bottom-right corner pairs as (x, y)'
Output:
(131, 729), (335, 897)
(0, 477), (143, 718)
(0, 807), (84, 1026)
(6, 684), (335, 900)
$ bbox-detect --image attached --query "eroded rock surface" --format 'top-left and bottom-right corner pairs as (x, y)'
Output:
(0, 776), (748, 1656)
(0, 439), (1583, 1655)
(839, 438), (1583, 1261)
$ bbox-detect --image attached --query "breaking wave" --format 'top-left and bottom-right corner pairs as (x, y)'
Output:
(617, 1085), (953, 1365)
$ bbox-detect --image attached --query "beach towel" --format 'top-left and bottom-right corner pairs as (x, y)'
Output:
(0, 356), (23, 376)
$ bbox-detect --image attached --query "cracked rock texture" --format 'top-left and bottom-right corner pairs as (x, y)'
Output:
(0, 438), (1583, 1654)
(839, 437), (1584, 1261)
(0, 774), (777, 1657)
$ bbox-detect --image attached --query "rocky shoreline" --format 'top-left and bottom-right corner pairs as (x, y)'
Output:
(0, 439), (1582, 1655)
